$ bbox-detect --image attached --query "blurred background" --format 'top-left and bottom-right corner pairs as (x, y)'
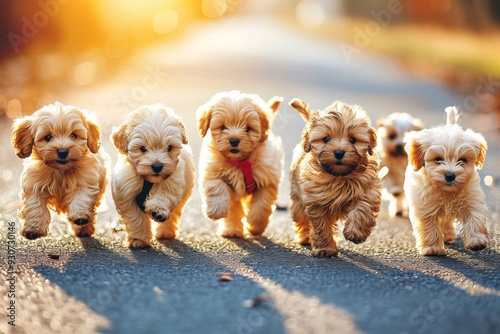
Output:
(1, 0), (500, 206)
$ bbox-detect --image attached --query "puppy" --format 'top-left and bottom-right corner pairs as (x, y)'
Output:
(11, 102), (107, 239)
(196, 90), (283, 238)
(404, 107), (489, 256)
(289, 99), (381, 257)
(376, 112), (424, 217)
(111, 104), (195, 248)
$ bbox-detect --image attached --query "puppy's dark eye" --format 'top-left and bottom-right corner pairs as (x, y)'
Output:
(323, 137), (331, 144)
(70, 133), (77, 139)
(435, 157), (443, 164)
(140, 146), (147, 153)
(458, 158), (467, 164)
(349, 136), (357, 144)
(221, 125), (227, 130)
(44, 134), (53, 142)
(388, 133), (397, 140)
(166, 145), (172, 152)
(246, 126), (251, 132)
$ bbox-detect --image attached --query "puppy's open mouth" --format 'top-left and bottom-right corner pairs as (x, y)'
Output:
(230, 149), (240, 154)
(57, 160), (69, 165)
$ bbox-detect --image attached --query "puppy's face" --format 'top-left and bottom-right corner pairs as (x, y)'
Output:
(292, 99), (377, 176)
(377, 113), (424, 157)
(11, 103), (101, 171)
(112, 105), (188, 183)
(405, 125), (487, 192)
(197, 91), (282, 161)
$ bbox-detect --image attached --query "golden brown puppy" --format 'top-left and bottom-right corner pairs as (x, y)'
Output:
(111, 104), (195, 248)
(376, 112), (424, 217)
(289, 99), (381, 257)
(404, 107), (489, 256)
(197, 90), (283, 238)
(11, 102), (107, 239)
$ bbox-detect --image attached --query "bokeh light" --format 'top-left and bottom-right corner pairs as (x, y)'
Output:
(296, 0), (326, 29)
(484, 175), (495, 187)
(202, 0), (227, 19)
(73, 61), (97, 86)
(153, 9), (179, 35)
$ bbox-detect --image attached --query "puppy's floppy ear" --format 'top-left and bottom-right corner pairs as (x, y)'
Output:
(404, 130), (427, 171)
(470, 131), (488, 169)
(196, 102), (212, 138)
(85, 117), (102, 153)
(174, 114), (189, 144)
(11, 117), (34, 158)
(411, 118), (425, 131)
(111, 122), (129, 154)
(368, 126), (377, 155)
(301, 123), (312, 153)
(268, 96), (283, 115)
(289, 98), (312, 122)
(259, 111), (270, 143)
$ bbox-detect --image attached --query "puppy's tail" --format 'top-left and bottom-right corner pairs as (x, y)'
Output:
(445, 106), (459, 125)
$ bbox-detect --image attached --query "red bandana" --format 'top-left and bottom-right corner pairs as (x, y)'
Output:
(226, 159), (256, 194)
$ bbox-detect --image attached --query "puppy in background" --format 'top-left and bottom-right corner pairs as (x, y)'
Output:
(11, 102), (107, 239)
(376, 112), (424, 217)
(289, 99), (381, 257)
(404, 107), (489, 256)
(196, 90), (283, 238)
(111, 104), (195, 248)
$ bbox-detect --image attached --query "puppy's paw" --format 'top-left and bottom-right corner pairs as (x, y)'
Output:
(73, 223), (95, 237)
(69, 214), (92, 226)
(218, 228), (244, 239)
(464, 235), (489, 251)
(150, 209), (170, 223)
(420, 245), (447, 256)
(343, 228), (370, 244)
(310, 247), (338, 258)
(206, 201), (229, 220)
(21, 226), (48, 240)
(128, 238), (151, 248)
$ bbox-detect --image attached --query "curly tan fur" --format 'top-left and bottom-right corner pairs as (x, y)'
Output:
(197, 90), (284, 238)
(289, 99), (381, 257)
(11, 102), (107, 239)
(111, 104), (195, 248)
(404, 107), (489, 256)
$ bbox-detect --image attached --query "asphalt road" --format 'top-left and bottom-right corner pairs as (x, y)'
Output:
(1, 6), (500, 334)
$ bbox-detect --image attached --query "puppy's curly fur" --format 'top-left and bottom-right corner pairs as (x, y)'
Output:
(404, 107), (489, 256)
(376, 112), (424, 217)
(11, 102), (107, 239)
(289, 99), (381, 257)
(197, 90), (284, 238)
(111, 104), (195, 248)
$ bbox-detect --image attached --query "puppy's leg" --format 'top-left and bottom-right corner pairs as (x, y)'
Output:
(389, 193), (406, 218)
(67, 188), (100, 237)
(412, 215), (446, 256)
(291, 195), (310, 245)
(246, 185), (278, 236)
(218, 200), (245, 238)
(204, 180), (231, 220)
(307, 205), (338, 257)
(343, 190), (380, 244)
(461, 202), (489, 251)
(155, 190), (191, 240)
(123, 209), (153, 248)
(443, 218), (457, 244)
(19, 193), (51, 239)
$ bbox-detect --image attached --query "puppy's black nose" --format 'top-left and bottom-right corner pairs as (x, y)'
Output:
(445, 173), (456, 182)
(334, 150), (345, 160)
(151, 163), (163, 174)
(57, 149), (69, 159)
(395, 144), (404, 155)
(229, 138), (240, 147)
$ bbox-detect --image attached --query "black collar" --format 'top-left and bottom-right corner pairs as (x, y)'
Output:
(136, 180), (153, 212)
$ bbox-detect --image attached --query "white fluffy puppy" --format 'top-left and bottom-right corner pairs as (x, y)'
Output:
(111, 104), (195, 248)
(404, 107), (489, 255)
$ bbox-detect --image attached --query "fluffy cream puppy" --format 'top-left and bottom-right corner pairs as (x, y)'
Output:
(111, 104), (195, 248)
(196, 90), (283, 238)
(11, 102), (107, 239)
(289, 98), (381, 257)
(404, 107), (489, 256)
(376, 112), (424, 217)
